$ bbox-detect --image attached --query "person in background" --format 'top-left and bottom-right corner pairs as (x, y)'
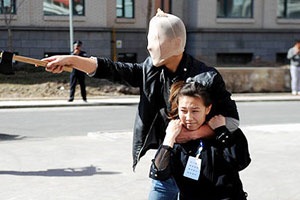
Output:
(40, 9), (240, 200)
(69, 40), (87, 102)
(287, 40), (300, 95)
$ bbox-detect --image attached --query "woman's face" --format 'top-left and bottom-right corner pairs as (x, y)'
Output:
(178, 96), (211, 131)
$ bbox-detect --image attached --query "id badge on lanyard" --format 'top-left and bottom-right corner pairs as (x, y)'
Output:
(183, 141), (203, 181)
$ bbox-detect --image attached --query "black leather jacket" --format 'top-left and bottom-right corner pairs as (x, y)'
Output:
(93, 53), (239, 169)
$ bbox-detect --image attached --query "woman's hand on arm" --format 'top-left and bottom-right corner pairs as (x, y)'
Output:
(40, 55), (97, 74)
(208, 114), (226, 130)
(163, 120), (182, 148)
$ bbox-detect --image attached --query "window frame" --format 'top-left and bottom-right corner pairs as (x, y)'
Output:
(116, 0), (135, 19)
(117, 52), (137, 63)
(43, 0), (85, 16)
(217, 0), (254, 19)
(0, 0), (16, 15)
(278, 0), (300, 19)
(217, 53), (253, 65)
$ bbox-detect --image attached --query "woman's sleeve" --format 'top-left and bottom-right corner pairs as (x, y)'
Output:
(149, 145), (173, 181)
(215, 126), (251, 171)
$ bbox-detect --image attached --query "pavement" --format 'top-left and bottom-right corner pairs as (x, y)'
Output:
(0, 92), (300, 109)
(0, 93), (300, 200)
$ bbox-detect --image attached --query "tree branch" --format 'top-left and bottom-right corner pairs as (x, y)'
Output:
(4, 0), (25, 25)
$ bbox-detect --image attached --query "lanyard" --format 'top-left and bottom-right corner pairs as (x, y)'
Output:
(196, 141), (203, 159)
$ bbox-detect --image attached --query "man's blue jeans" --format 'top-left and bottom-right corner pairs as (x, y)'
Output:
(148, 177), (179, 200)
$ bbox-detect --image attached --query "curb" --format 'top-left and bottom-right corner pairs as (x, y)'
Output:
(232, 96), (300, 102)
(0, 94), (300, 109)
(0, 98), (140, 109)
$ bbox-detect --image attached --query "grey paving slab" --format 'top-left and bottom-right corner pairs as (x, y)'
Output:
(0, 132), (153, 200)
(0, 124), (300, 200)
(241, 124), (300, 200)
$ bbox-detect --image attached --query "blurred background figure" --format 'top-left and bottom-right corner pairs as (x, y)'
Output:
(69, 40), (87, 102)
(287, 40), (300, 95)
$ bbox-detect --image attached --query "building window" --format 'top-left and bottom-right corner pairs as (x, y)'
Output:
(0, 0), (16, 14)
(43, 0), (85, 16)
(118, 53), (137, 63)
(116, 0), (134, 18)
(158, 0), (172, 13)
(217, 53), (253, 65)
(276, 53), (289, 64)
(217, 0), (253, 18)
(278, 0), (300, 19)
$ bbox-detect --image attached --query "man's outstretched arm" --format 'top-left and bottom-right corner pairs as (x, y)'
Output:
(41, 55), (144, 87)
(41, 55), (97, 74)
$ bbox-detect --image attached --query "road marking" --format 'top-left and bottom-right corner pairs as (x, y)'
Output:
(87, 131), (132, 141)
(241, 123), (300, 133)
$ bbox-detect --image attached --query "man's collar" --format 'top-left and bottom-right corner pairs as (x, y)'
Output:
(163, 52), (188, 78)
(176, 52), (188, 75)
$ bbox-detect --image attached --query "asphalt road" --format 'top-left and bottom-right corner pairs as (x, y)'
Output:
(0, 105), (137, 137)
(0, 101), (300, 137)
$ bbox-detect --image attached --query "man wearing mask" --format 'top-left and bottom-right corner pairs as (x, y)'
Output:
(41, 9), (240, 200)
(69, 40), (87, 102)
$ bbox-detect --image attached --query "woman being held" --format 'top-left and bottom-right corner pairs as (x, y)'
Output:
(149, 81), (250, 200)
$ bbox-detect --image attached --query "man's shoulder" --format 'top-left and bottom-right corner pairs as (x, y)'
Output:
(184, 54), (221, 86)
(79, 51), (87, 57)
(288, 47), (297, 54)
(142, 56), (157, 71)
(142, 56), (153, 66)
(186, 54), (217, 74)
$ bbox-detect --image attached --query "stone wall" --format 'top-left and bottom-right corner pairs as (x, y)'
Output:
(218, 67), (291, 93)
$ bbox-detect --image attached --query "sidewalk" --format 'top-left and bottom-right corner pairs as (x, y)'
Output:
(0, 96), (140, 109)
(1, 93), (300, 109)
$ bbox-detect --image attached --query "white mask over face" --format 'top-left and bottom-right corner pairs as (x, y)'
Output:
(147, 9), (186, 66)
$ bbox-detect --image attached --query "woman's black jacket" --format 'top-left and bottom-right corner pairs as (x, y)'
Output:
(149, 127), (251, 200)
(92, 53), (239, 170)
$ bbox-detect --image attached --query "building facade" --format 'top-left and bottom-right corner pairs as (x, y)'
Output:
(1, 0), (300, 66)
(183, 0), (300, 66)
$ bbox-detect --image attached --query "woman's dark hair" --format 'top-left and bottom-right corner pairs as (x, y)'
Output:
(168, 81), (212, 119)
